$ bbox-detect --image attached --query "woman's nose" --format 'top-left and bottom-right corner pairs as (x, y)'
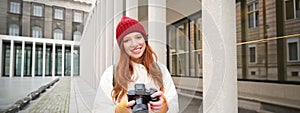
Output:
(131, 39), (139, 46)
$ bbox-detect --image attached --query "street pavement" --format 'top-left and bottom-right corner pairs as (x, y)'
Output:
(0, 77), (56, 110)
(1, 76), (203, 113)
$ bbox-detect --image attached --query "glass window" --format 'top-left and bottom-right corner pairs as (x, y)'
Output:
(296, 0), (300, 18)
(287, 38), (299, 62)
(167, 12), (201, 77)
(24, 46), (32, 76)
(74, 11), (82, 23)
(73, 31), (81, 41)
(33, 5), (43, 17)
(65, 48), (71, 76)
(4, 45), (10, 76)
(54, 29), (63, 40)
(45, 46), (52, 76)
(54, 8), (64, 20)
(32, 26), (42, 38)
(285, 0), (300, 19)
(15, 46), (22, 76)
(73, 47), (80, 76)
(10, 2), (20, 14)
(248, 1), (259, 28)
(35, 46), (43, 76)
(56, 46), (62, 76)
(249, 44), (256, 63)
(9, 24), (19, 36)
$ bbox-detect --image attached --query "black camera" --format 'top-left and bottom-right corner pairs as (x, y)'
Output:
(127, 84), (159, 113)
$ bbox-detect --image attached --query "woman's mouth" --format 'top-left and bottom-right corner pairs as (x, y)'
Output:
(131, 47), (142, 54)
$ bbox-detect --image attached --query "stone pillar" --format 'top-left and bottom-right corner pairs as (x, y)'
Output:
(62, 44), (65, 77)
(94, 0), (100, 88)
(43, 42), (46, 77)
(113, 0), (123, 64)
(106, 0), (114, 67)
(71, 44), (74, 77)
(0, 39), (2, 76)
(52, 43), (56, 77)
(9, 40), (14, 78)
(21, 41), (25, 77)
(148, 0), (167, 65)
(126, 0), (138, 19)
(32, 42), (36, 77)
(202, 0), (237, 113)
(99, 0), (106, 76)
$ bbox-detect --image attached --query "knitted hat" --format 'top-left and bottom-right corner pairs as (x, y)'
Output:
(116, 16), (147, 46)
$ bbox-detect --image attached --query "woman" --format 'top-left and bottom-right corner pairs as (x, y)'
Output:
(93, 16), (179, 113)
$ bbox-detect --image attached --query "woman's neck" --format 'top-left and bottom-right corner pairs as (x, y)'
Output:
(130, 57), (143, 64)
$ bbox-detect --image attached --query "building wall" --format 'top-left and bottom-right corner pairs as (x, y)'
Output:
(0, 0), (91, 77)
(0, 0), (8, 35)
(0, 0), (91, 40)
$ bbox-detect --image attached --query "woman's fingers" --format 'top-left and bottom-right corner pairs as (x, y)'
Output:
(126, 100), (135, 108)
(151, 91), (163, 98)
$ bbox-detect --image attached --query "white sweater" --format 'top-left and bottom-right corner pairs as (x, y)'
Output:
(92, 62), (179, 113)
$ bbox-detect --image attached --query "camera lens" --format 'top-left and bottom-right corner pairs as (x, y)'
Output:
(132, 96), (149, 113)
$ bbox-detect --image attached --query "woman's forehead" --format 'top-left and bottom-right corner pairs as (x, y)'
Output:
(123, 32), (143, 39)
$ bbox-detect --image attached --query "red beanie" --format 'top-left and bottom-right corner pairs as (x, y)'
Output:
(116, 16), (147, 46)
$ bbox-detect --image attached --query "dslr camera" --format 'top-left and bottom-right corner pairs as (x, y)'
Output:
(127, 84), (159, 113)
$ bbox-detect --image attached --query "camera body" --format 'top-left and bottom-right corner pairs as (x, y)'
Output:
(127, 84), (159, 113)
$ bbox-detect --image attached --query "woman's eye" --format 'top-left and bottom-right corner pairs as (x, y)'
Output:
(123, 39), (129, 43)
(136, 36), (142, 39)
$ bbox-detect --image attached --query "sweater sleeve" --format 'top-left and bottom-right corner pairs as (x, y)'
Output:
(158, 63), (179, 113)
(92, 65), (116, 113)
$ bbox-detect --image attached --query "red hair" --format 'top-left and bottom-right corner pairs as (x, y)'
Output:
(111, 39), (164, 103)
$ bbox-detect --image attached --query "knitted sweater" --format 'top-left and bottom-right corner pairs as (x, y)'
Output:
(92, 62), (179, 113)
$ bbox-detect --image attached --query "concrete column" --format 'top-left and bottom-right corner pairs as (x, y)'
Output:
(0, 39), (2, 77)
(148, 0), (167, 65)
(71, 44), (74, 77)
(113, 0), (123, 64)
(21, 41), (25, 77)
(126, 0), (138, 19)
(202, 0), (237, 113)
(106, 0), (114, 67)
(32, 42), (36, 77)
(9, 40), (14, 78)
(42, 42), (46, 77)
(99, 0), (106, 76)
(62, 44), (65, 77)
(52, 43), (56, 77)
(93, 1), (100, 87)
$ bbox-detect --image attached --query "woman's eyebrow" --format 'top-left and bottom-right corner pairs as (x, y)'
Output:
(134, 34), (142, 37)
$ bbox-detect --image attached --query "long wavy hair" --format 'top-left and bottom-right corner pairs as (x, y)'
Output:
(111, 37), (164, 103)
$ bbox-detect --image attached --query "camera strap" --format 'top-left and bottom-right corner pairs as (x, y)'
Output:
(113, 64), (116, 87)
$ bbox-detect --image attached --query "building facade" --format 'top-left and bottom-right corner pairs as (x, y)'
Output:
(80, 0), (300, 112)
(0, 0), (91, 77)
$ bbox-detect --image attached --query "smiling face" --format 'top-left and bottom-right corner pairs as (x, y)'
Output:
(122, 32), (146, 59)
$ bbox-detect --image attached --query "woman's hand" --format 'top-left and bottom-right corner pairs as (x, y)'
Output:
(149, 91), (165, 113)
(126, 100), (135, 108)
(115, 100), (135, 113)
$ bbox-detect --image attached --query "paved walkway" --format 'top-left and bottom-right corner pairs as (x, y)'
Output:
(0, 77), (56, 109)
(26, 77), (71, 113)
(1, 76), (203, 113)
